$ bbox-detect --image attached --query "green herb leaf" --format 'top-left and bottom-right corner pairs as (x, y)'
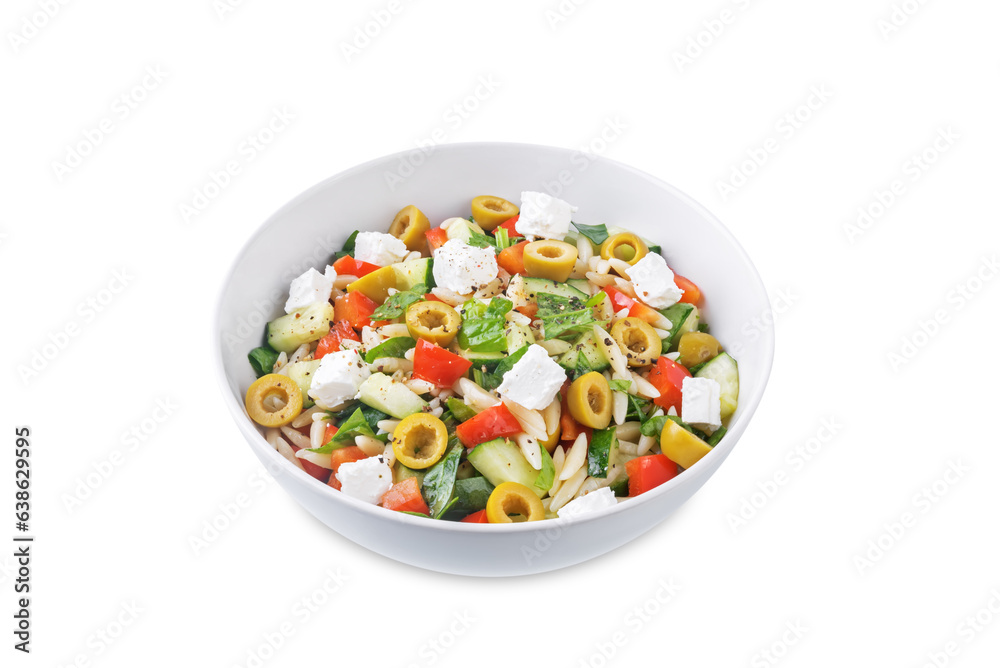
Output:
(641, 414), (693, 438)
(446, 397), (478, 422)
(331, 230), (360, 261)
(422, 445), (462, 518)
(399, 511), (430, 518)
(370, 283), (428, 320)
(364, 337), (416, 363)
(647, 244), (662, 255)
(458, 297), (513, 352)
(433, 496), (460, 520)
(625, 394), (651, 422)
(705, 425), (727, 447)
(465, 231), (499, 252)
(534, 445), (555, 493)
(311, 408), (376, 451)
(494, 227), (512, 251)
(571, 222), (610, 245)
(453, 476), (495, 514)
(588, 428), (618, 478)
(697, 322), (710, 333)
(584, 291), (606, 308)
(608, 379), (631, 393)
(248, 346), (280, 378)
(536, 293), (598, 340)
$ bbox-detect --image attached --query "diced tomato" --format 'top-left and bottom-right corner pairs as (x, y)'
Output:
(559, 383), (583, 441)
(497, 239), (529, 276)
(647, 356), (692, 412)
(426, 227), (449, 252)
(326, 446), (368, 491)
(424, 292), (445, 303)
(460, 509), (490, 523)
(625, 454), (678, 497)
(493, 215), (522, 238)
(380, 477), (430, 515)
(323, 423), (339, 444)
(332, 255), (380, 278)
(334, 291), (378, 330)
(515, 301), (538, 319)
(290, 445), (331, 484)
(674, 274), (702, 304)
(456, 404), (522, 448)
(412, 339), (472, 387)
(603, 286), (660, 325)
(315, 320), (360, 359)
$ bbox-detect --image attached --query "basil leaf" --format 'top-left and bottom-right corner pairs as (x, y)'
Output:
(458, 297), (512, 352)
(571, 222), (609, 245)
(370, 284), (428, 320)
(534, 445), (555, 493)
(314, 408), (375, 450)
(453, 477), (494, 514)
(422, 445), (462, 518)
(608, 379), (631, 393)
(641, 414), (692, 438)
(364, 337), (416, 364)
(248, 346), (279, 377)
(536, 293), (598, 340)
(625, 394), (651, 422)
(331, 230), (360, 261)
(481, 344), (530, 390)
(434, 496), (460, 520)
(447, 397), (478, 422)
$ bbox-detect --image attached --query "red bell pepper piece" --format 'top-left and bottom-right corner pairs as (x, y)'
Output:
(315, 320), (360, 360)
(647, 356), (692, 412)
(455, 404), (522, 448)
(460, 509), (490, 523)
(290, 445), (331, 484)
(493, 215), (522, 238)
(497, 239), (529, 277)
(603, 286), (661, 325)
(332, 255), (380, 278)
(412, 339), (473, 387)
(334, 292), (379, 330)
(425, 227), (449, 253)
(380, 477), (430, 515)
(673, 274), (702, 304)
(625, 454), (678, 497)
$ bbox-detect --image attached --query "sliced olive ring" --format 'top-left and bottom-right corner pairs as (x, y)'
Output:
(523, 240), (579, 282)
(405, 300), (461, 346)
(245, 374), (303, 427)
(388, 205), (431, 252)
(677, 332), (720, 369)
(486, 482), (545, 523)
(471, 196), (519, 231)
(611, 317), (661, 367)
(600, 233), (649, 266)
(567, 371), (613, 429)
(391, 413), (448, 470)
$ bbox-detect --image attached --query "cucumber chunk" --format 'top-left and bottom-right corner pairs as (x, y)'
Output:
(393, 258), (434, 290)
(267, 301), (335, 354)
(356, 372), (428, 419)
(558, 331), (611, 374)
(452, 476), (495, 514)
(445, 218), (485, 243)
(694, 352), (738, 420)
(588, 427), (619, 478)
(521, 277), (589, 301)
(467, 438), (545, 497)
(285, 360), (321, 409)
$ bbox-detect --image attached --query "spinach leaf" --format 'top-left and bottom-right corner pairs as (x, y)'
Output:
(608, 379), (631, 393)
(536, 293), (598, 340)
(319, 408), (376, 449)
(331, 230), (359, 261)
(705, 425), (727, 447)
(571, 222), (610, 245)
(248, 346), (280, 377)
(453, 476), (494, 514)
(370, 283), (428, 320)
(458, 297), (513, 352)
(364, 337), (416, 363)
(534, 445), (555, 493)
(625, 394), (651, 422)
(421, 445), (462, 518)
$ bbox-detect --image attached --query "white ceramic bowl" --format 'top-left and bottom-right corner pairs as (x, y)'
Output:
(214, 142), (773, 577)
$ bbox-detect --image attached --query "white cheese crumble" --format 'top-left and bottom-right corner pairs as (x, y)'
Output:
(496, 344), (567, 410)
(308, 349), (371, 410)
(629, 253), (683, 309)
(431, 239), (499, 295)
(284, 266), (337, 313)
(514, 191), (577, 240)
(354, 231), (408, 267)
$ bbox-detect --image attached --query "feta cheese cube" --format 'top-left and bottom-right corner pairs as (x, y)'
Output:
(629, 253), (683, 309)
(496, 344), (567, 410)
(336, 455), (393, 505)
(557, 487), (618, 520)
(431, 239), (499, 295)
(284, 266), (337, 313)
(681, 376), (722, 428)
(354, 231), (408, 267)
(514, 191), (577, 240)
(307, 349), (371, 409)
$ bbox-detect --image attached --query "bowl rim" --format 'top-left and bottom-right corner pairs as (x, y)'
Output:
(213, 140), (775, 533)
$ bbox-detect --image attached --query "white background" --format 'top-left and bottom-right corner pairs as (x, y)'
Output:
(4, 0), (1000, 666)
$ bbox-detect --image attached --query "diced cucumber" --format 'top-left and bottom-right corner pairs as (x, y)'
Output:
(467, 438), (546, 497)
(285, 360), (321, 409)
(558, 331), (610, 374)
(452, 476), (495, 514)
(445, 218), (485, 243)
(504, 321), (533, 353)
(609, 476), (630, 497)
(588, 427), (619, 478)
(676, 304), (700, 338)
(566, 278), (591, 294)
(356, 372), (428, 419)
(267, 301), (334, 354)
(694, 352), (739, 420)
(393, 258), (434, 290)
(393, 462), (426, 486)
(658, 303), (695, 350)
(458, 348), (505, 370)
(521, 277), (589, 301)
